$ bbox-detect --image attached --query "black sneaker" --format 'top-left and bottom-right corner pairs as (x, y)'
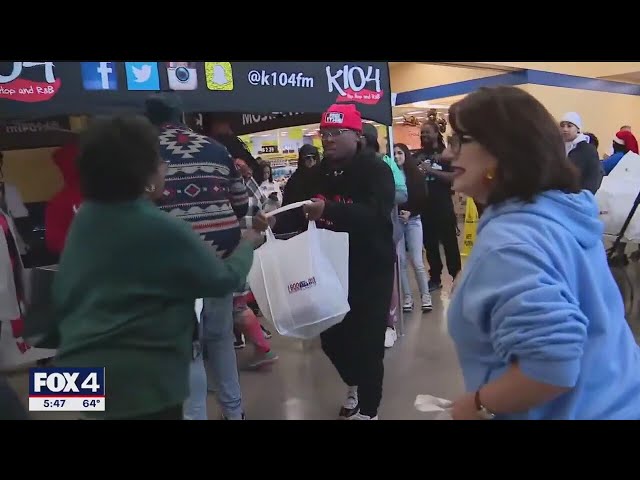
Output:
(428, 280), (442, 292)
(260, 325), (272, 339)
(234, 334), (246, 349)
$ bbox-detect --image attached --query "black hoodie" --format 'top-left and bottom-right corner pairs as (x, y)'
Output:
(274, 148), (395, 306)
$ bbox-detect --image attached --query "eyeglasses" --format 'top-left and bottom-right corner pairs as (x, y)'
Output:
(320, 128), (351, 140)
(448, 133), (475, 156)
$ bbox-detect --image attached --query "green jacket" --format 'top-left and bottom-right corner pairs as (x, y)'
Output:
(53, 199), (253, 419)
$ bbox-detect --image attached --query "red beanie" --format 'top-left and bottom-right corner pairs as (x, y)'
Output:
(320, 104), (362, 132)
(614, 130), (639, 154)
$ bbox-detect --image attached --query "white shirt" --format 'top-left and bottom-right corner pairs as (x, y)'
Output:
(0, 183), (28, 254)
(1, 183), (28, 219)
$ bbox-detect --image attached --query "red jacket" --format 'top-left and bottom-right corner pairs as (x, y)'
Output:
(45, 143), (82, 255)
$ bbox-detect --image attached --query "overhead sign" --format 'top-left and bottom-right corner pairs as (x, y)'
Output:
(0, 116), (74, 150)
(186, 111), (322, 136)
(0, 62), (392, 125)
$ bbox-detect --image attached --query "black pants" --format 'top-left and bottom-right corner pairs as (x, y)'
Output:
(422, 197), (461, 282)
(320, 272), (393, 417)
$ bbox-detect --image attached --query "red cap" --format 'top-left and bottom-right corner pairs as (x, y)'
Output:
(614, 130), (639, 154)
(320, 104), (362, 133)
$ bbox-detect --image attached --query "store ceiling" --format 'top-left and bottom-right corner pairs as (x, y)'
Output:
(600, 71), (640, 85)
(456, 62), (640, 80)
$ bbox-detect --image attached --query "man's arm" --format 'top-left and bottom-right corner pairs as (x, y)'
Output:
(322, 160), (395, 234)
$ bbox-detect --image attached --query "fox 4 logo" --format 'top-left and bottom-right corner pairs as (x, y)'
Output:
(30, 368), (104, 395)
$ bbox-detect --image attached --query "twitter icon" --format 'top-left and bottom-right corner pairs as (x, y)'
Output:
(125, 62), (160, 91)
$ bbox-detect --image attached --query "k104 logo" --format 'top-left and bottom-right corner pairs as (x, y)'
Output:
(0, 62), (61, 102)
(288, 276), (317, 294)
(326, 65), (384, 105)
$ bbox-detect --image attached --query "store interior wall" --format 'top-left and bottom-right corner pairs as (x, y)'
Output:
(522, 84), (640, 157)
(3, 149), (62, 203)
(390, 63), (505, 93)
(470, 62), (640, 80)
(393, 124), (421, 149)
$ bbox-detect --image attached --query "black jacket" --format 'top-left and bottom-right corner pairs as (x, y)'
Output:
(568, 141), (603, 194)
(274, 148), (396, 305)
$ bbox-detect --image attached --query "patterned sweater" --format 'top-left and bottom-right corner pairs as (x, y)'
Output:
(156, 124), (249, 257)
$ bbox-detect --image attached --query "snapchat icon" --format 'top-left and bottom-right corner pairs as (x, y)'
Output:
(205, 62), (234, 91)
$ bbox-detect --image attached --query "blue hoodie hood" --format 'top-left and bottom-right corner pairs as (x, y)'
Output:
(478, 190), (603, 250)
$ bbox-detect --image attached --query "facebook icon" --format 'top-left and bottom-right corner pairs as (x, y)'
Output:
(81, 62), (118, 91)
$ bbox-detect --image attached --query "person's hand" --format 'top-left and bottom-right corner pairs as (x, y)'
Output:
(417, 162), (433, 175)
(252, 211), (274, 232)
(303, 199), (325, 221)
(241, 229), (264, 249)
(450, 392), (483, 420)
(399, 210), (410, 223)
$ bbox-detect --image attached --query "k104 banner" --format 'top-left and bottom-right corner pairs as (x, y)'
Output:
(0, 62), (392, 125)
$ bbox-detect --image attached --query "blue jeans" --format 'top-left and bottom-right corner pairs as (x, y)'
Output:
(183, 345), (208, 420)
(399, 216), (430, 297)
(201, 294), (243, 419)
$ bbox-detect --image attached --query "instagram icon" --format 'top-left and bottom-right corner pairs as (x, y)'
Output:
(166, 62), (198, 91)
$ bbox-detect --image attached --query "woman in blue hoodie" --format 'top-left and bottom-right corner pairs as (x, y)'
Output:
(446, 86), (640, 420)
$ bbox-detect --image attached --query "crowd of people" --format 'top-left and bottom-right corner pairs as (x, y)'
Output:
(3, 86), (640, 420)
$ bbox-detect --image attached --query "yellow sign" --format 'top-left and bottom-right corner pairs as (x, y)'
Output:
(289, 127), (303, 141)
(461, 197), (479, 257)
(205, 62), (234, 91)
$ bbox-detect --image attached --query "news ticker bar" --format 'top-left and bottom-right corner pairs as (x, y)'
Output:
(29, 397), (106, 411)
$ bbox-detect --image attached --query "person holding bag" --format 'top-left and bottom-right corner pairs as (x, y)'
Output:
(275, 104), (395, 420)
(52, 115), (264, 420)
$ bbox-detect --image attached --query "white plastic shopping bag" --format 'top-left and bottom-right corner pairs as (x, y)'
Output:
(596, 152), (640, 241)
(414, 394), (453, 420)
(248, 201), (350, 339)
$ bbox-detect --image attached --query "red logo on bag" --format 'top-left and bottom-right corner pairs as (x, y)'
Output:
(288, 277), (317, 294)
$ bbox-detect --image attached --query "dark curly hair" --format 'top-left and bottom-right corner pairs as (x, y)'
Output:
(76, 114), (161, 203)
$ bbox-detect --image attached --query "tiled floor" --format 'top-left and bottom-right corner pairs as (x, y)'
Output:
(7, 277), (465, 421)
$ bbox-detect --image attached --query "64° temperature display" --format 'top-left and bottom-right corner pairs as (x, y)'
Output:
(29, 398), (105, 411)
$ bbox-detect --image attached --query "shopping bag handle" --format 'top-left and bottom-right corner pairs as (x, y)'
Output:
(263, 201), (314, 243)
(264, 200), (313, 219)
